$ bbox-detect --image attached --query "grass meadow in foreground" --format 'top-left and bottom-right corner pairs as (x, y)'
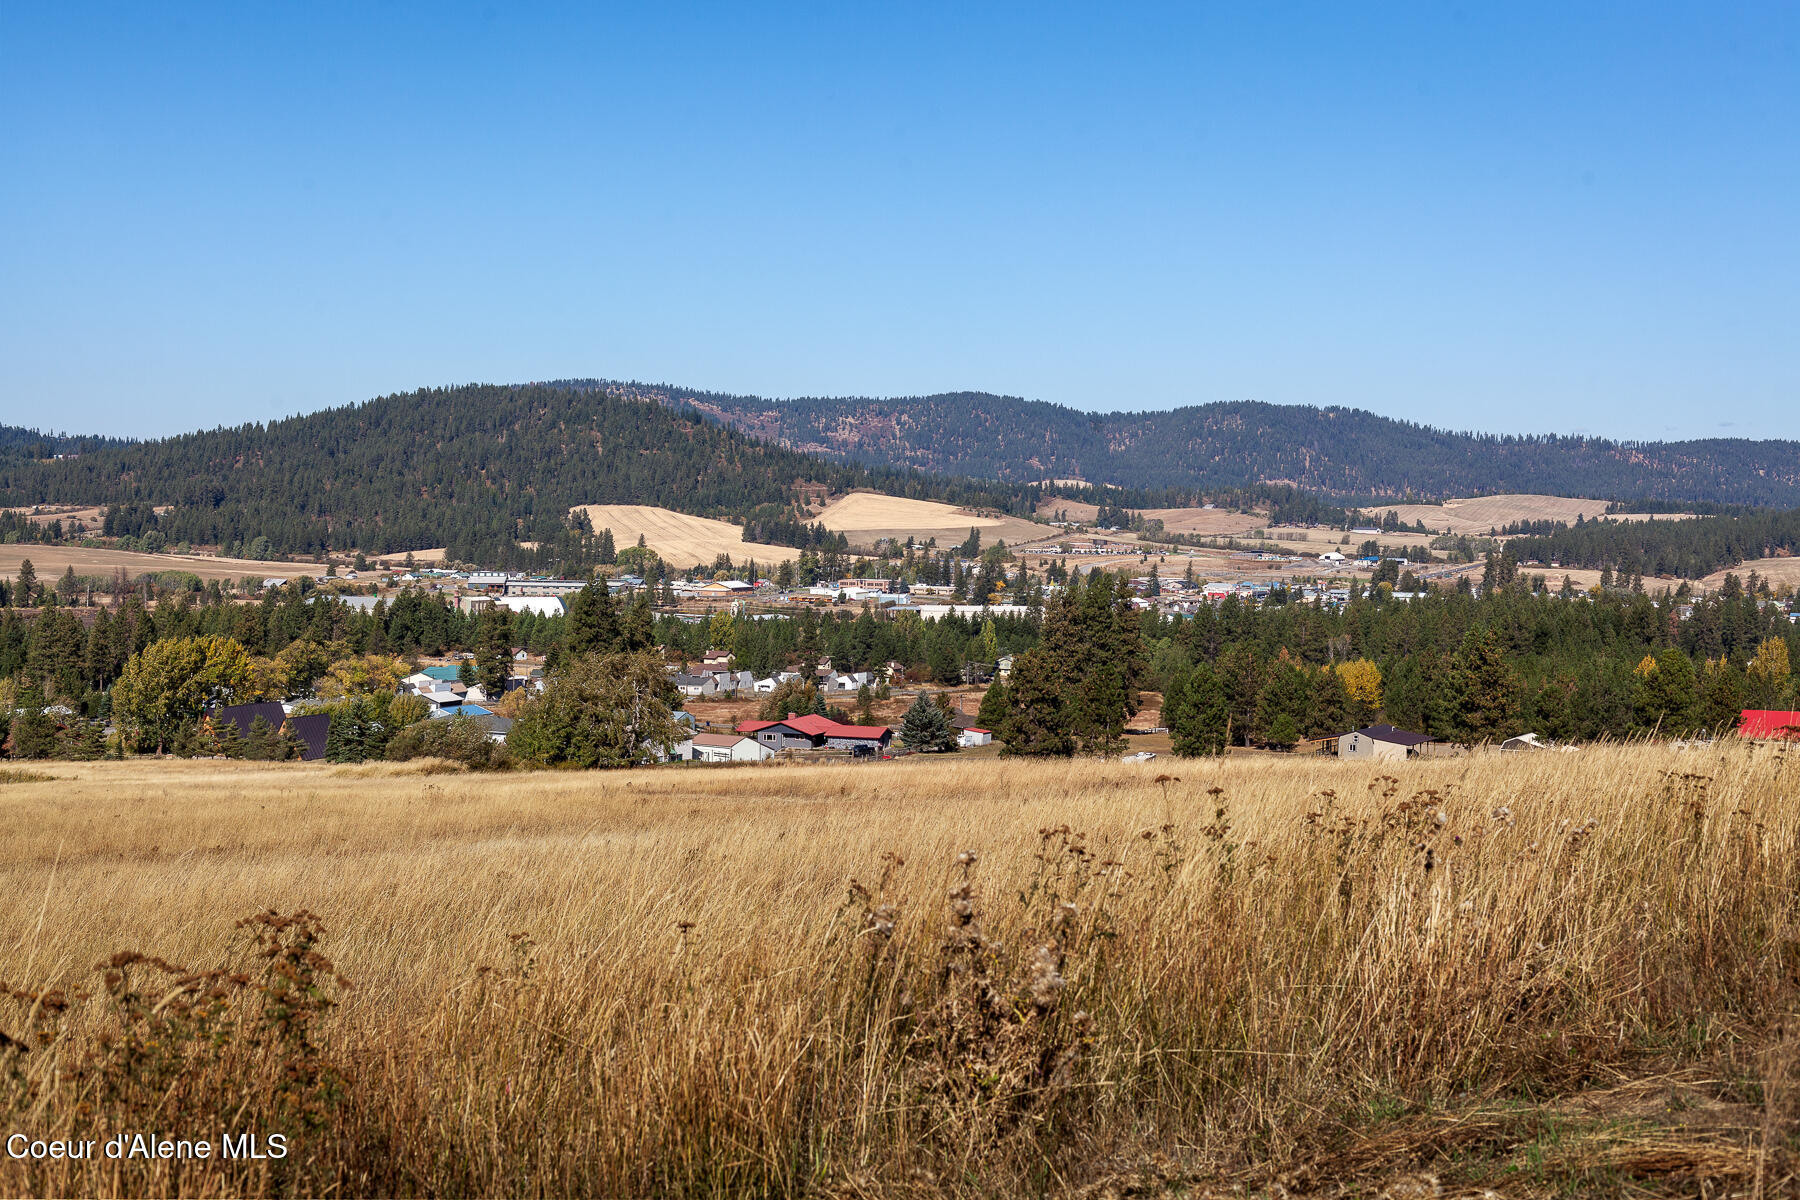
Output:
(1, 747), (1797, 1197)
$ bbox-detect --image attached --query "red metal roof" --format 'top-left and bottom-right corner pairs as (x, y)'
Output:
(827, 723), (891, 739)
(735, 715), (889, 739)
(1738, 710), (1800, 739)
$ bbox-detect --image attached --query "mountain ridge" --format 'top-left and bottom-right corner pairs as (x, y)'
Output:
(543, 379), (1800, 507)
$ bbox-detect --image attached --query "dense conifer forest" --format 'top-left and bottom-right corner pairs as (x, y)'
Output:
(554, 379), (1800, 506)
(0, 386), (1037, 569)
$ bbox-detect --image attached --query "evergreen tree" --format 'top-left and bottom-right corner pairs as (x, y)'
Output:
(900, 691), (957, 753)
(1254, 655), (1313, 746)
(213, 716), (246, 758)
(999, 648), (1072, 756)
(1633, 648), (1699, 735)
(623, 592), (654, 652)
(1445, 629), (1524, 743)
(8, 678), (57, 759)
(974, 678), (1009, 731)
(15, 558), (37, 606)
(566, 582), (620, 657)
(1164, 661), (1229, 757)
(244, 713), (284, 760)
(476, 608), (513, 697)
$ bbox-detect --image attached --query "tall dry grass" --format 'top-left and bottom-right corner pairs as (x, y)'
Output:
(1, 745), (1797, 1196)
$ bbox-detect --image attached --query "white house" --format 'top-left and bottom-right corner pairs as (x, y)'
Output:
(959, 727), (994, 747)
(1318, 551), (1347, 563)
(674, 674), (719, 699)
(673, 733), (776, 763)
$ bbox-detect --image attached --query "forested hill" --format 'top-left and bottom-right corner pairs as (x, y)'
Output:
(0, 424), (124, 459)
(0, 385), (1028, 567)
(546, 380), (1800, 507)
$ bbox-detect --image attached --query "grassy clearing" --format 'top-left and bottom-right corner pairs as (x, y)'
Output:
(1, 748), (1797, 1196)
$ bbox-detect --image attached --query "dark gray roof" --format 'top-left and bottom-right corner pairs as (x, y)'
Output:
(286, 713), (331, 760)
(211, 702), (287, 740)
(1354, 723), (1433, 747)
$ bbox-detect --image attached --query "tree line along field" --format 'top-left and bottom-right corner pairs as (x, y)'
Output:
(1, 748), (1796, 1197)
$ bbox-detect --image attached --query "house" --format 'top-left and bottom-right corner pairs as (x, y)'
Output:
(1318, 551), (1346, 563)
(1337, 724), (1434, 760)
(1738, 710), (1800, 741)
(674, 673), (719, 699)
(738, 714), (893, 753)
(959, 727), (993, 747)
(739, 714), (837, 750)
(696, 579), (754, 596)
(824, 722), (892, 752)
(673, 733), (777, 763)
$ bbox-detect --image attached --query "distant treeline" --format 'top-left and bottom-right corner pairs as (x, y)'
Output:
(1510, 509), (1800, 579)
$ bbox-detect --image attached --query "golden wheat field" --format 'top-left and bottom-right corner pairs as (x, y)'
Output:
(568, 504), (804, 567)
(2, 748), (1798, 1197)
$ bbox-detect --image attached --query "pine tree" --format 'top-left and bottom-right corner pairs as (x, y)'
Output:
(998, 648), (1072, 756)
(900, 691), (956, 753)
(213, 716), (246, 759)
(1164, 662), (1229, 757)
(566, 582), (619, 657)
(476, 608), (513, 697)
(244, 713), (282, 760)
(623, 592), (654, 652)
(1447, 629), (1524, 742)
(8, 679), (57, 760)
(975, 678), (1009, 731)
(16, 558), (37, 606)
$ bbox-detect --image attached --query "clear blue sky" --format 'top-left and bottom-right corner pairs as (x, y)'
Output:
(2, 3), (1795, 441)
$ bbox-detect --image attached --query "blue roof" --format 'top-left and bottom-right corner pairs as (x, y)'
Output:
(459, 704), (492, 716)
(421, 665), (462, 680)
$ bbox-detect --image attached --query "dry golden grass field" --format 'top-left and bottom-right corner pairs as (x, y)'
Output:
(1362, 495), (1694, 537)
(0, 545), (306, 585)
(569, 504), (803, 566)
(2, 748), (1798, 1198)
(814, 493), (1047, 549)
(1705, 556), (1800, 593)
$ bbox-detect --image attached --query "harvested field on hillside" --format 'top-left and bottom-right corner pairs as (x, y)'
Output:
(1703, 554), (1800, 592)
(1139, 506), (1267, 536)
(815, 492), (1046, 547)
(570, 504), (802, 566)
(1364, 494), (1693, 535)
(0, 544), (305, 584)
(1034, 498), (1264, 539)
(2, 747), (1795, 1197)
(370, 546), (447, 565)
